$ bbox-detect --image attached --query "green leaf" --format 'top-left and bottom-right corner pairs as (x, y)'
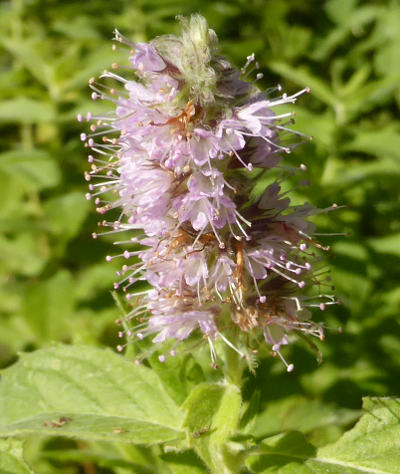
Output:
(343, 128), (400, 161)
(0, 439), (33, 474)
(44, 191), (90, 240)
(338, 63), (371, 99)
(0, 98), (55, 123)
(21, 270), (76, 343)
(247, 395), (358, 440)
(372, 6), (400, 76)
(318, 397), (400, 473)
(322, 158), (400, 187)
(63, 45), (128, 92)
(0, 149), (60, 190)
(161, 451), (207, 474)
(1, 39), (57, 97)
(43, 447), (153, 473)
(368, 234), (400, 257)
(246, 431), (316, 473)
(312, 5), (380, 61)
(0, 344), (184, 445)
(246, 397), (400, 473)
(276, 106), (335, 148)
(182, 383), (241, 473)
(325, 0), (357, 24)
(148, 353), (206, 405)
(0, 414), (181, 446)
(268, 61), (338, 109)
(240, 390), (261, 432)
(75, 262), (120, 301)
(0, 233), (47, 276)
(52, 16), (100, 40)
(344, 76), (400, 120)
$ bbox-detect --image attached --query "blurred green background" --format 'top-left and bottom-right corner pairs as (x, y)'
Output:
(0, 0), (399, 471)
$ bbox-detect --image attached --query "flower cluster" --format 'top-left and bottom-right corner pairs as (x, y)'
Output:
(80, 15), (337, 371)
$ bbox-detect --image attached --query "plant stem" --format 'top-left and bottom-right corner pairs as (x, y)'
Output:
(223, 333), (245, 388)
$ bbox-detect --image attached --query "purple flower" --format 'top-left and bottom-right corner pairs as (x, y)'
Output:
(148, 309), (217, 343)
(209, 254), (236, 292)
(129, 42), (166, 73)
(83, 15), (338, 372)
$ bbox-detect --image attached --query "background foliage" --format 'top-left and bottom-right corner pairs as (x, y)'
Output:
(0, 0), (399, 472)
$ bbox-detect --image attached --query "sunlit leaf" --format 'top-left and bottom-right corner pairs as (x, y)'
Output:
(0, 439), (33, 474)
(318, 397), (400, 473)
(247, 396), (359, 440)
(246, 397), (400, 473)
(0, 344), (184, 444)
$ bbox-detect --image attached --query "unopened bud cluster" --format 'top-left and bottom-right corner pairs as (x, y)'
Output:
(80, 15), (338, 371)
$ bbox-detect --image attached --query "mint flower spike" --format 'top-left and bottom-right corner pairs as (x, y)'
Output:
(81, 15), (339, 373)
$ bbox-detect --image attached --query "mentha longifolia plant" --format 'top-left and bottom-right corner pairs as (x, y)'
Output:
(79, 15), (339, 374)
